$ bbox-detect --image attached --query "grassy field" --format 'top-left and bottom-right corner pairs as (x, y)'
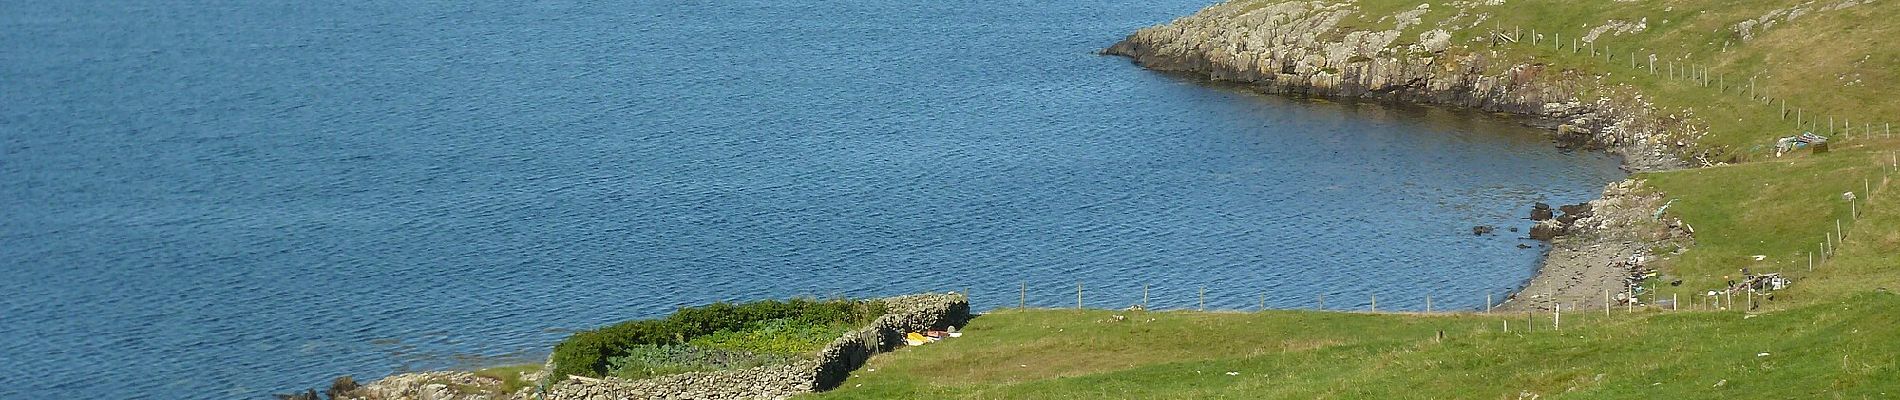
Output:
(814, 298), (1898, 398)
(808, 0), (1900, 398)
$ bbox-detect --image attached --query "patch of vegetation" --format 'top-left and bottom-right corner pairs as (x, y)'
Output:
(690, 318), (860, 356)
(550, 298), (886, 379)
(605, 344), (794, 380)
(471, 364), (542, 394)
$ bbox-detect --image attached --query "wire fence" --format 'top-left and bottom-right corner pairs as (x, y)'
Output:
(1483, 24), (1893, 144)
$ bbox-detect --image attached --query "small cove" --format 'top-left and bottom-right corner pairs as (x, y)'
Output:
(0, 0), (1622, 397)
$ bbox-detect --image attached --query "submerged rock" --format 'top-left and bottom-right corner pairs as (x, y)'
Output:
(1530, 203), (1554, 221)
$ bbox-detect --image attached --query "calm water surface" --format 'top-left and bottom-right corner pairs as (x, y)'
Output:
(0, 0), (1623, 397)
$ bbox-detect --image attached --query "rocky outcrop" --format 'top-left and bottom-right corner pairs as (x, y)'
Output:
(326, 369), (547, 400)
(1102, 0), (1690, 171)
(1529, 202), (1554, 221)
(330, 371), (534, 400)
(1733, 0), (1877, 42)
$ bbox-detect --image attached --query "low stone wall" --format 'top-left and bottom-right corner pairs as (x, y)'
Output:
(545, 361), (818, 400)
(543, 293), (970, 400)
(812, 293), (971, 391)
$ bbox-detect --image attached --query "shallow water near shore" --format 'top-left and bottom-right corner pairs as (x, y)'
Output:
(0, 0), (1622, 397)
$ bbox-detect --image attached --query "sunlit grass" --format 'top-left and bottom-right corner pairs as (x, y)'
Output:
(806, 0), (1900, 397)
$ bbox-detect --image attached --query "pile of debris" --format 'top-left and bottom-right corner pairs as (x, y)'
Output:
(1615, 252), (1657, 306)
(1727, 271), (1790, 294)
(1702, 270), (1792, 310)
(1774, 132), (1828, 156)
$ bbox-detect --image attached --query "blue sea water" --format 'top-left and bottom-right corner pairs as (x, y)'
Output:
(0, 0), (1624, 397)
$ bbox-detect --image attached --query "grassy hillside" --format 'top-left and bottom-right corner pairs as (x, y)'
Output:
(808, 0), (1900, 398)
(1369, 0), (1900, 158)
(814, 298), (1898, 398)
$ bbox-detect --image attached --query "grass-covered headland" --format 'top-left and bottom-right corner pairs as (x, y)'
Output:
(549, 298), (886, 380)
(810, 0), (1900, 398)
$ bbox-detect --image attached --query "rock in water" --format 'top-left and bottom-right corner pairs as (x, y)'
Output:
(1558, 203), (1594, 218)
(1530, 203), (1554, 221)
(326, 376), (359, 399)
(1472, 225), (1495, 235)
(272, 389), (317, 400)
(1529, 220), (1566, 240)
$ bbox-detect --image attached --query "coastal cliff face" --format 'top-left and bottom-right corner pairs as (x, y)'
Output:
(1103, 0), (1688, 171)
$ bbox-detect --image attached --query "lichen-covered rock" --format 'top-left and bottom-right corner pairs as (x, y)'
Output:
(330, 371), (525, 400)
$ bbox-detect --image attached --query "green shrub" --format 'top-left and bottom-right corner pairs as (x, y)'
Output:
(548, 298), (887, 379)
(688, 318), (857, 356)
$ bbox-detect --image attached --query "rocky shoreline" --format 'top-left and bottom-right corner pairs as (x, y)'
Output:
(292, 293), (969, 400)
(1100, 0), (1698, 312)
(1500, 179), (1693, 312)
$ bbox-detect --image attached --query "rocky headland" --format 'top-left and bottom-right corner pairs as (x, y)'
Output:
(1102, 0), (1701, 311)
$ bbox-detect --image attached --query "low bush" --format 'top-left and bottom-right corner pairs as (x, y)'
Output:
(549, 298), (886, 379)
(605, 344), (793, 380)
(688, 318), (857, 357)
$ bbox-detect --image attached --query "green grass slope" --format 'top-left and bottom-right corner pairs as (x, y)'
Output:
(809, 0), (1900, 398)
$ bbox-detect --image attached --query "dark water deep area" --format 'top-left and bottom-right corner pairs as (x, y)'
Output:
(0, 0), (1623, 397)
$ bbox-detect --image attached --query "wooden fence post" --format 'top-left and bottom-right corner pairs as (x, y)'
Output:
(1020, 282), (1026, 309)
(1143, 283), (1149, 309)
(1076, 282), (1082, 309)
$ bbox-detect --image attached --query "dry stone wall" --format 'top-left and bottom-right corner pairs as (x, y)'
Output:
(542, 293), (970, 400)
